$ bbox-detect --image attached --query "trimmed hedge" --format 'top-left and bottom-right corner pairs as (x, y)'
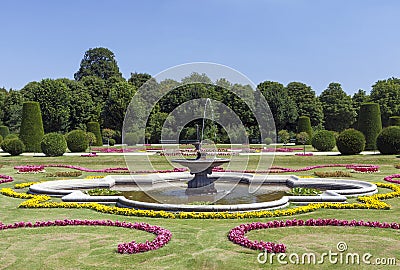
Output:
(1, 138), (25, 156)
(357, 103), (382, 150)
(86, 122), (102, 146)
(389, 116), (400, 126)
(336, 129), (366, 155)
(376, 126), (400, 154)
(41, 133), (67, 156)
(296, 116), (312, 144)
(66, 130), (89, 152)
(311, 130), (336, 151)
(0, 126), (10, 138)
(19, 102), (45, 152)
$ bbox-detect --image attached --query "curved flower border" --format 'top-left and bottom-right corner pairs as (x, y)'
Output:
(228, 218), (399, 252)
(384, 174), (400, 184)
(0, 219), (172, 254)
(1, 182), (399, 219)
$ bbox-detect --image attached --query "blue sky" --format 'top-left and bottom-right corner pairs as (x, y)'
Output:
(1, 0), (399, 94)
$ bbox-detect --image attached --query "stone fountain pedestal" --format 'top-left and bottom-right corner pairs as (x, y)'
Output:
(171, 158), (230, 194)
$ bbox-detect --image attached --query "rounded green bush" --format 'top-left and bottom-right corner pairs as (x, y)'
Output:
(376, 126), (400, 154)
(86, 122), (102, 146)
(124, 132), (139, 146)
(389, 116), (400, 126)
(0, 126), (10, 139)
(109, 138), (116, 146)
(336, 129), (366, 155)
(264, 137), (273, 145)
(296, 116), (312, 144)
(5, 134), (19, 140)
(311, 130), (336, 151)
(357, 102), (382, 150)
(66, 130), (89, 152)
(19, 101), (45, 152)
(41, 133), (67, 156)
(1, 138), (25, 156)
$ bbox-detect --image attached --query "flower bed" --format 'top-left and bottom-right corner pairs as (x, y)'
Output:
(0, 219), (172, 254)
(384, 174), (400, 184)
(228, 218), (400, 253)
(91, 148), (138, 153)
(346, 164), (379, 173)
(0, 174), (13, 184)
(81, 152), (98, 157)
(1, 183), (399, 219)
(14, 165), (45, 174)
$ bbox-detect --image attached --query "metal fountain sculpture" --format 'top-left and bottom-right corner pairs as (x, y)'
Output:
(172, 99), (229, 194)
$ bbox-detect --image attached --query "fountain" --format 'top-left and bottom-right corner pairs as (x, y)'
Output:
(171, 99), (230, 194)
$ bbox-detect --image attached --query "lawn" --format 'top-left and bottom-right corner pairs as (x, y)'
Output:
(0, 153), (399, 269)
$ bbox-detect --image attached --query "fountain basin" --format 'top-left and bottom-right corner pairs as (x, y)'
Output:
(28, 172), (378, 212)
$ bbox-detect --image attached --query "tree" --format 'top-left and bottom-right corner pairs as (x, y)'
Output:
(102, 128), (115, 145)
(296, 132), (309, 154)
(357, 103), (382, 150)
(286, 82), (324, 128)
(297, 116), (312, 144)
(86, 122), (102, 146)
(370, 78), (400, 126)
(319, 82), (356, 132)
(74, 47), (122, 81)
(2, 90), (24, 133)
(278, 130), (290, 147)
(257, 81), (298, 131)
(19, 102), (45, 152)
(128, 72), (152, 89)
(59, 79), (97, 130)
(102, 80), (136, 132)
(21, 79), (71, 133)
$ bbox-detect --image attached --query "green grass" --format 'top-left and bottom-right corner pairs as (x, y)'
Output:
(0, 154), (399, 269)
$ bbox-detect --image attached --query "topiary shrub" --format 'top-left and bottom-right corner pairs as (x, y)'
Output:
(66, 130), (89, 152)
(0, 126), (10, 139)
(5, 134), (18, 140)
(41, 133), (67, 156)
(311, 130), (336, 151)
(376, 126), (400, 154)
(296, 116), (312, 144)
(264, 137), (273, 145)
(109, 138), (116, 146)
(389, 116), (400, 126)
(86, 122), (102, 146)
(336, 128), (366, 155)
(19, 101), (45, 152)
(357, 103), (382, 150)
(1, 138), (25, 156)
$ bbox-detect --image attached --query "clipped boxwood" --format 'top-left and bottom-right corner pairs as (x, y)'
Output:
(296, 116), (312, 144)
(376, 126), (400, 154)
(41, 133), (67, 156)
(0, 126), (10, 138)
(336, 129), (366, 155)
(389, 116), (400, 126)
(311, 130), (336, 151)
(19, 101), (45, 152)
(109, 138), (116, 146)
(357, 103), (382, 150)
(1, 138), (25, 156)
(86, 122), (102, 146)
(66, 130), (89, 152)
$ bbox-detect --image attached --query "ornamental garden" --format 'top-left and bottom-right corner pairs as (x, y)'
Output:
(0, 49), (400, 269)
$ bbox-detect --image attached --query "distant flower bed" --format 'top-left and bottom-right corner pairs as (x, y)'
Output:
(0, 219), (172, 254)
(228, 218), (400, 253)
(346, 164), (379, 173)
(262, 147), (303, 152)
(91, 148), (138, 153)
(81, 152), (98, 157)
(295, 153), (314, 156)
(14, 165), (45, 174)
(384, 174), (400, 184)
(0, 174), (13, 184)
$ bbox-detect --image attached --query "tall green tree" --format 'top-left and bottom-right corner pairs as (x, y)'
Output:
(102, 80), (136, 132)
(319, 82), (356, 132)
(128, 72), (152, 89)
(2, 90), (24, 133)
(21, 79), (71, 133)
(286, 82), (324, 128)
(257, 81), (298, 131)
(370, 78), (400, 126)
(74, 47), (122, 81)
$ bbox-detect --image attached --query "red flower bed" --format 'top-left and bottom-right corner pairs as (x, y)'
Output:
(14, 165), (45, 173)
(384, 174), (400, 184)
(0, 219), (172, 254)
(228, 218), (399, 253)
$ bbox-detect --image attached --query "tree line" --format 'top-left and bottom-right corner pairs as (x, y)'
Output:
(0, 47), (399, 143)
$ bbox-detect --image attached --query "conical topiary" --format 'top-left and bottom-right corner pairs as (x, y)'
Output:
(357, 103), (382, 150)
(19, 101), (45, 152)
(86, 121), (102, 146)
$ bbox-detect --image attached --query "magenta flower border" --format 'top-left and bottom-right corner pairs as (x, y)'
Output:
(228, 218), (400, 253)
(0, 174), (13, 184)
(384, 174), (400, 184)
(0, 219), (172, 254)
